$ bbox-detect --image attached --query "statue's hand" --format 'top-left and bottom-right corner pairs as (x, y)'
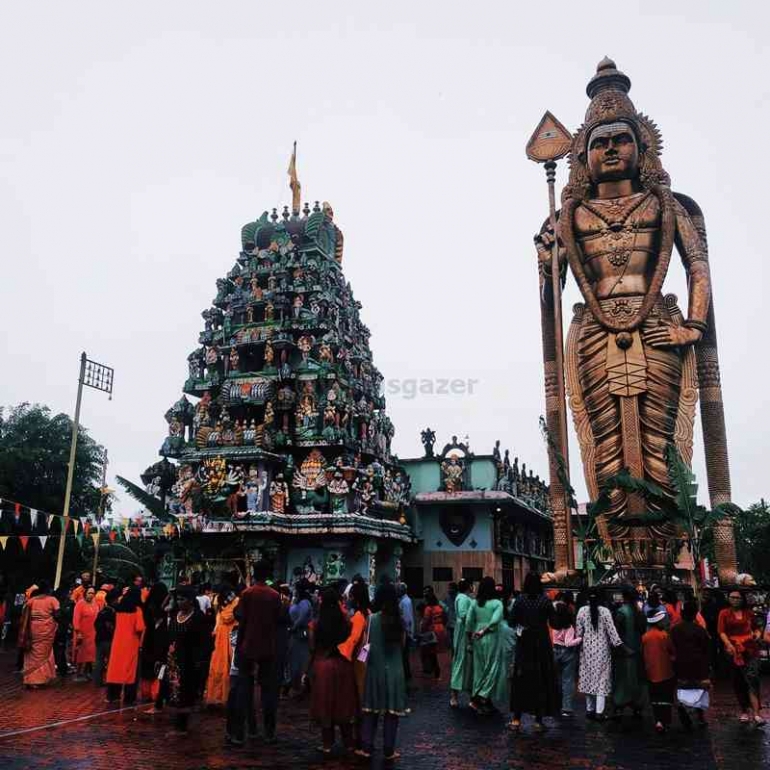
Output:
(643, 322), (702, 349)
(534, 226), (555, 268)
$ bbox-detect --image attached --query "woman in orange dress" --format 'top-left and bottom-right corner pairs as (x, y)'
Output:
(22, 581), (60, 688)
(73, 587), (99, 680)
(106, 587), (145, 705)
(419, 586), (448, 679)
(339, 581), (370, 748)
(205, 589), (239, 705)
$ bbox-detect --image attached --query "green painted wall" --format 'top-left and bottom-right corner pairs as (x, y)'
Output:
(470, 458), (497, 490)
(401, 459), (441, 493)
(402, 456), (498, 493)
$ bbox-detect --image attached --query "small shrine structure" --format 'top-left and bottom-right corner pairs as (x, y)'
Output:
(399, 431), (554, 596)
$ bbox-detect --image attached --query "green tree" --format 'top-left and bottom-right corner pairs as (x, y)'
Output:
(733, 499), (770, 583)
(0, 403), (105, 517)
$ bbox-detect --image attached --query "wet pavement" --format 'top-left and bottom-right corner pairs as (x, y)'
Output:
(0, 651), (768, 769)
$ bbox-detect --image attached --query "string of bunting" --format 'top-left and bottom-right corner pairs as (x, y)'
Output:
(0, 496), (188, 553)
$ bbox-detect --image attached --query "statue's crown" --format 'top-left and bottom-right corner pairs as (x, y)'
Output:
(583, 57), (639, 148)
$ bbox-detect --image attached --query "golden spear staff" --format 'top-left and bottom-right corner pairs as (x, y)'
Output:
(526, 112), (575, 575)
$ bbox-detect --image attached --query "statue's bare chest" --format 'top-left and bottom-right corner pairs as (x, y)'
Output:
(573, 193), (661, 280)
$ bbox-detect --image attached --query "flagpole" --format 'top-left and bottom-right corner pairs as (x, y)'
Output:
(54, 352), (87, 591)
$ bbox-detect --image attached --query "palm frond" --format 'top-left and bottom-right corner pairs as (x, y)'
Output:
(666, 444), (698, 520)
(115, 475), (172, 521)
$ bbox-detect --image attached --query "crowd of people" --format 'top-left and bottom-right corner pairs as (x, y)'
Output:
(442, 575), (769, 734)
(1, 567), (769, 762)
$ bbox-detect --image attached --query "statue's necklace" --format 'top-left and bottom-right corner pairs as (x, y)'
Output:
(581, 192), (651, 269)
(581, 191), (651, 229)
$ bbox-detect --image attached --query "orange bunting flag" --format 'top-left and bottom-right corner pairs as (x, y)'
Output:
(108, 531), (117, 543)
(84, 522), (91, 537)
(19, 536), (29, 552)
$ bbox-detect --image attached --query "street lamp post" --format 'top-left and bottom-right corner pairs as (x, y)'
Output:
(54, 352), (114, 590)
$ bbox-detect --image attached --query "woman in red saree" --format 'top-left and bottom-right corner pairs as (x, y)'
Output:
(106, 587), (145, 705)
(22, 581), (60, 688)
(718, 591), (764, 726)
(73, 587), (99, 680)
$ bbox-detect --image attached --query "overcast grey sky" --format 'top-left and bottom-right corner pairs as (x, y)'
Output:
(1, 1), (768, 516)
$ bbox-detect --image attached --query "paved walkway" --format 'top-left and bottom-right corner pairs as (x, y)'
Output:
(0, 651), (768, 769)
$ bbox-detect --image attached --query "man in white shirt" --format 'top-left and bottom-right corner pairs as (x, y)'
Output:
(397, 583), (415, 682)
(197, 583), (213, 614)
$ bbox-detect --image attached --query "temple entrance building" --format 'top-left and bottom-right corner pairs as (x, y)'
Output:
(400, 433), (554, 597)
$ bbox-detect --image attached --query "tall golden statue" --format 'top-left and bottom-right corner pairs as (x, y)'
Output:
(536, 59), (738, 581)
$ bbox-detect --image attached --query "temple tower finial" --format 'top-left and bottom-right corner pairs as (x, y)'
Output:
(288, 140), (301, 215)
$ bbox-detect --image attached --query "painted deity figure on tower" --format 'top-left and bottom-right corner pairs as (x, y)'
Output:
(536, 59), (738, 578)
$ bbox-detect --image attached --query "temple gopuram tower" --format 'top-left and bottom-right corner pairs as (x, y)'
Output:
(152, 165), (412, 586)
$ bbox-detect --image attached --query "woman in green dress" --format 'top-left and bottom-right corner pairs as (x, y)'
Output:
(466, 576), (503, 715)
(449, 579), (474, 708)
(612, 587), (647, 718)
(358, 583), (408, 762)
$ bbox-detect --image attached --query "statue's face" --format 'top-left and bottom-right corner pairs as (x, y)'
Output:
(587, 123), (639, 183)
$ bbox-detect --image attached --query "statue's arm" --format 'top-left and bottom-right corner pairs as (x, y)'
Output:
(535, 211), (567, 303)
(674, 200), (711, 332)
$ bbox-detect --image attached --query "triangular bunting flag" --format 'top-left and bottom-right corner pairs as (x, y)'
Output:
(84, 522), (91, 537)
(76, 534), (84, 547)
(73, 519), (80, 534)
(19, 535), (29, 552)
(14, 503), (21, 520)
(0, 536), (7, 551)
(38, 536), (48, 550)
(108, 530), (117, 543)
(30, 509), (38, 528)
(124, 528), (130, 543)
(91, 533), (100, 547)
(47, 514), (54, 528)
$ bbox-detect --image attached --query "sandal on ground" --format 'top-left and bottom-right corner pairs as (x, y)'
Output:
(384, 751), (401, 762)
(508, 720), (521, 732)
(354, 749), (372, 758)
(739, 713), (750, 723)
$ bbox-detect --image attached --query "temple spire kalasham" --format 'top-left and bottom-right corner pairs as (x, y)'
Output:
(288, 140), (301, 215)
